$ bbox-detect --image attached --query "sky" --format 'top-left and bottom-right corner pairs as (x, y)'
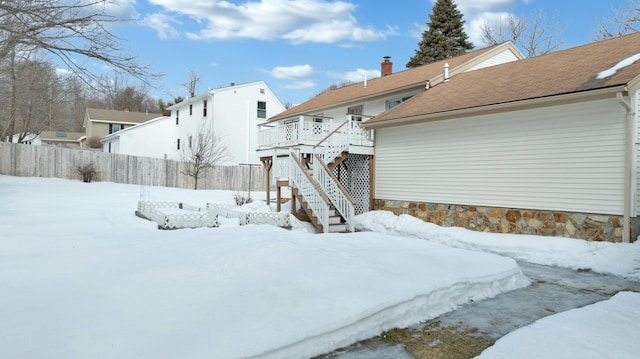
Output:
(1, 174), (639, 358)
(81, 0), (630, 106)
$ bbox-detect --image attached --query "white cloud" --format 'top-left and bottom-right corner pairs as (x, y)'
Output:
(467, 11), (511, 47)
(424, 0), (518, 48)
(327, 68), (380, 83)
(101, 0), (139, 19)
(145, 13), (181, 40)
(270, 65), (314, 80)
(147, 0), (390, 44)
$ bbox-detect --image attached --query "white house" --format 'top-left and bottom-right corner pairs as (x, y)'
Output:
(103, 81), (285, 165)
(256, 42), (524, 233)
(364, 32), (640, 243)
(257, 33), (640, 242)
(10, 132), (41, 145)
(102, 116), (171, 158)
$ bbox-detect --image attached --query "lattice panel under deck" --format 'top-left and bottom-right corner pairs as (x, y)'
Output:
(332, 154), (370, 215)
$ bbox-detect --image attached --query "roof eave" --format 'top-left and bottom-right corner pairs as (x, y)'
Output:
(365, 86), (628, 130)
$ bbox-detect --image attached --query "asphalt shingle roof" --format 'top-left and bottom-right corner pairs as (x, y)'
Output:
(86, 108), (162, 124)
(367, 32), (640, 127)
(269, 43), (516, 121)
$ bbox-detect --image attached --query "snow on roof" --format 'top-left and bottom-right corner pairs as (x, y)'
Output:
(597, 52), (640, 79)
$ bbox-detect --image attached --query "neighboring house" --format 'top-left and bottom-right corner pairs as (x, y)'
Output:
(10, 131), (86, 147)
(10, 133), (40, 145)
(101, 116), (171, 158)
(40, 131), (86, 147)
(364, 32), (640, 243)
(83, 108), (162, 141)
(103, 81), (285, 165)
(256, 42), (524, 233)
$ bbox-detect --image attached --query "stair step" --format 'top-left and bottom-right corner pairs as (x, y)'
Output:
(328, 215), (343, 224)
(328, 223), (348, 232)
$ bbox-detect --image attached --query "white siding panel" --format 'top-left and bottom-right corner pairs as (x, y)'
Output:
(375, 98), (626, 215)
(465, 49), (519, 71)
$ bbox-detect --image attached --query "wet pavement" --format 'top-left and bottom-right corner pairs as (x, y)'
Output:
(317, 262), (640, 358)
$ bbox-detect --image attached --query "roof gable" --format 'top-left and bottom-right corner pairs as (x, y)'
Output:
(368, 32), (640, 127)
(269, 42), (523, 121)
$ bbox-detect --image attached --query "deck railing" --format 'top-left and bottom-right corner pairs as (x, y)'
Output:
(258, 114), (374, 149)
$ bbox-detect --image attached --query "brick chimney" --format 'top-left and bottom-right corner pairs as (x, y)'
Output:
(381, 56), (392, 76)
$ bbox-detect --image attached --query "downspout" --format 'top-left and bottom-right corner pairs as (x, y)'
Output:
(617, 91), (634, 243)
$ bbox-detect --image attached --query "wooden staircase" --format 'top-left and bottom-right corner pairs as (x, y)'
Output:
(291, 187), (348, 233)
(288, 152), (354, 233)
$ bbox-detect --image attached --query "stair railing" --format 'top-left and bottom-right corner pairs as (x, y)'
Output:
(314, 119), (349, 164)
(289, 152), (331, 233)
(312, 154), (356, 232)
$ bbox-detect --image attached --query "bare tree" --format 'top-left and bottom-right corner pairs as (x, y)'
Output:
(0, 51), (67, 142)
(0, 0), (159, 84)
(88, 73), (160, 113)
(181, 124), (231, 189)
(182, 70), (201, 98)
(480, 10), (564, 57)
(0, 0), (161, 141)
(594, 0), (640, 40)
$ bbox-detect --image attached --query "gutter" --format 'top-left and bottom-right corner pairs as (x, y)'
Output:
(617, 91), (634, 243)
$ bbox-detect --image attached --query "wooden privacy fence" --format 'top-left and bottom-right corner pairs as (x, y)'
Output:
(0, 142), (266, 191)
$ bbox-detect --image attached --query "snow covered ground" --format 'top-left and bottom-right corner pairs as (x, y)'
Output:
(1, 175), (639, 358)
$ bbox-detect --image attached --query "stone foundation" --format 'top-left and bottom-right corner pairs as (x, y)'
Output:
(373, 199), (634, 242)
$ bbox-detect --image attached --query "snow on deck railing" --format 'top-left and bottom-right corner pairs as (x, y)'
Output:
(136, 201), (290, 230)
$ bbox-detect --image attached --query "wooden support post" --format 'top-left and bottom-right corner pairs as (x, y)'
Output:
(260, 157), (273, 205)
(291, 191), (296, 215)
(277, 185), (282, 212)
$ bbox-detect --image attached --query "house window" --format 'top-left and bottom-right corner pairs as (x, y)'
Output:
(108, 142), (111, 153)
(257, 101), (267, 118)
(386, 95), (414, 110)
(347, 105), (363, 122)
(177, 138), (181, 150)
(203, 100), (208, 117)
(109, 123), (124, 134)
(176, 110), (180, 125)
(260, 88), (265, 94)
(189, 104), (193, 116)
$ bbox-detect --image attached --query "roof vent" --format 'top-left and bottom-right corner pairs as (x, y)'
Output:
(444, 63), (449, 82)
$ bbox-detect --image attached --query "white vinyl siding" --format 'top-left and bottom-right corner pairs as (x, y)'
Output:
(465, 49), (520, 72)
(375, 98), (626, 215)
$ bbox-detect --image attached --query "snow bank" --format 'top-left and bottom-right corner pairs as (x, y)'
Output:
(476, 292), (640, 359)
(0, 176), (528, 359)
(355, 211), (640, 280)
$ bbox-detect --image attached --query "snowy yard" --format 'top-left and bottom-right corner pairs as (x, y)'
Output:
(1, 175), (639, 358)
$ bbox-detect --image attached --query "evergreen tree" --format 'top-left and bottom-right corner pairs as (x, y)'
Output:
(407, 0), (474, 68)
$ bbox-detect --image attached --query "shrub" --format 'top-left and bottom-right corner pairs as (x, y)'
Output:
(234, 192), (253, 206)
(77, 163), (98, 182)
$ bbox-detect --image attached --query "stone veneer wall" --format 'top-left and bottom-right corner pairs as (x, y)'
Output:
(373, 199), (632, 242)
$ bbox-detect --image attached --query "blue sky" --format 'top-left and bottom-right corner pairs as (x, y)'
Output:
(94, 0), (630, 105)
